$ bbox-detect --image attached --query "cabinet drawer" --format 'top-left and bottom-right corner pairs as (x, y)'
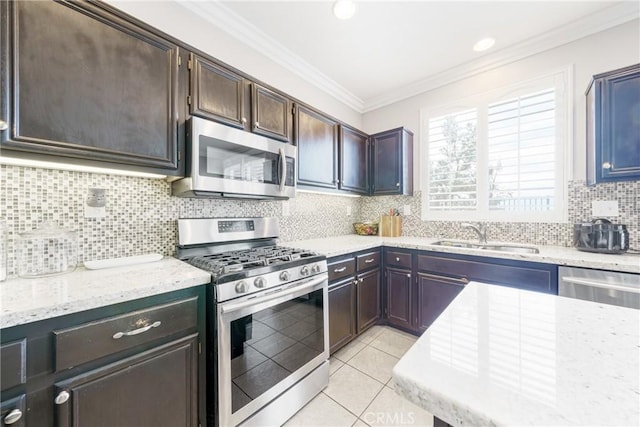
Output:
(54, 297), (198, 371)
(357, 252), (380, 271)
(0, 339), (26, 391)
(385, 250), (412, 269)
(417, 254), (553, 293)
(328, 258), (356, 282)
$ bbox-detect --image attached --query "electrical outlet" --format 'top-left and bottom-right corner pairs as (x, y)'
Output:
(346, 206), (352, 217)
(403, 205), (411, 216)
(592, 200), (619, 217)
(282, 200), (290, 217)
(85, 188), (106, 218)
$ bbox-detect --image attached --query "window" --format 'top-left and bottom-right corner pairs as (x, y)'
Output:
(422, 69), (570, 222)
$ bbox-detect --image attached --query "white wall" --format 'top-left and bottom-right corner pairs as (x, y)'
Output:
(106, 1), (363, 129)
(362, 19), (640, 189)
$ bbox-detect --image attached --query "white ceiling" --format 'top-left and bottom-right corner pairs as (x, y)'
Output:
(181, 1), (639, 112)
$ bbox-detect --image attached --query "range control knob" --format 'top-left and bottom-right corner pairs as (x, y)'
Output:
(254, 277), (266, 288)
(279, 271), (290, 281)
(311, 264), (320, 274)
(235, 281), (249, 294)
(300, 266), (310, 276)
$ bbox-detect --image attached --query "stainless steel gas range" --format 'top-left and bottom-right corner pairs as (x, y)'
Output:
(176, 218), (329, 427)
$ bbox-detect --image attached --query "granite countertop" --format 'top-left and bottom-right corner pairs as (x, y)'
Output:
(392, 282), (640, 426)
(0, 257), (211, 329)
(282, 235), (640, 273)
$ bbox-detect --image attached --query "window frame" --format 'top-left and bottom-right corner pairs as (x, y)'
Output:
(420, 67), (572, 223)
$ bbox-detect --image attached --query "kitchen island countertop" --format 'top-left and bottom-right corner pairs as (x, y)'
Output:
(282, 235), (640, 273)
(392, 281), (640, 426)
(0, 257), (211, 329)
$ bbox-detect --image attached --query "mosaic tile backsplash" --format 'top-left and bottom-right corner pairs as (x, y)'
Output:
(1, 164), (638, 277)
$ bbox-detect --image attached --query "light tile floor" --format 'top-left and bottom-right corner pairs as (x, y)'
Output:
(284, 326), (435, 427)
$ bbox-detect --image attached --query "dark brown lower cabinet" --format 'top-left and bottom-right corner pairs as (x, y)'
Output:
(416, 273), (466, 334)
(385, 267), (413, 331)
(54, 334), (198, 427)
(1, 394), (26, 427)
(356, 269), (380, 333)
(328, 278), (356, 354)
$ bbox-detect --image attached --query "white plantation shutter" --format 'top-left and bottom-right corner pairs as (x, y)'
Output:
(487, 89), (556, 211)
(422, 68), (569, 222)
(427, 109), (477, 210)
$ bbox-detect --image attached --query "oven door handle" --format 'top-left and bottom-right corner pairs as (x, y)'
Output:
(221, 273), (328, 314)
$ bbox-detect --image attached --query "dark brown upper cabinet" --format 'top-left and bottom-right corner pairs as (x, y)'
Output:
(0, 0), (184, 175)
(295, 104), (338, 188)
(251, 83), (291, 142)
(586, 63), (640, 185)
(189, 53), (246, 129)
(189, 57), (291, 143)
(339, 125), (369, 194)
(370, 127), (413, 196)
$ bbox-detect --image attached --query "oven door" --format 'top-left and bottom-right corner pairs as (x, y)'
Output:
(217, 273), (329, 427)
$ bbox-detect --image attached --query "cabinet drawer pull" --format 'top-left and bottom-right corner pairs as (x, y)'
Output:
(364, 258), (375, 264)
(421, 272), (469, 286)
(112, 321), (161, 339)
(4, 409), (22, 424)
(55, 391), (70, 405)
(334, 266), (347, 273)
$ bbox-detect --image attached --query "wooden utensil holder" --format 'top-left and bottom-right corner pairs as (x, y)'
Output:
(380, 216), (402, 237)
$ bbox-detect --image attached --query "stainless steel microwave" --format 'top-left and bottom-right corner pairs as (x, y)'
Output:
(172, 117), (296, 199)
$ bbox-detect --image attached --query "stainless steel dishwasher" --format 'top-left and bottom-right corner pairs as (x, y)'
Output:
(558, 266), (640, 309)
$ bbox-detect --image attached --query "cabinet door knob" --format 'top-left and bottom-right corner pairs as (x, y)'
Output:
(3, 409), (22, 424)
(396, 257), (400, 262)
(0, 120), (7, 131)
(602, 162), (612, 169)
(396, 183), (400, 187)
(242, 117), (247, 123)
(55, 390), (70, 405)
(406, 273), (411, 278)
(255, 121), (260, 127)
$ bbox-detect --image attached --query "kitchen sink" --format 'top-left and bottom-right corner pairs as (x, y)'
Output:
(430, 240), (540, 254)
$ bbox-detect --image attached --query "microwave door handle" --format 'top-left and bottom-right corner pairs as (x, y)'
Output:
(279, 147), (286, 192)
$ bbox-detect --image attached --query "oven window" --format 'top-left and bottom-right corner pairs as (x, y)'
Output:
(229, 289), (324, 414)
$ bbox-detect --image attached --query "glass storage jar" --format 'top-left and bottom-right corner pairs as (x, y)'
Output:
(17, 221), (78, 278)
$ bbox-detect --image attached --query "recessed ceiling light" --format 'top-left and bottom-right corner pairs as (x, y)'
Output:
(333, 0), (356, 20)
(473, 37), (495, 52)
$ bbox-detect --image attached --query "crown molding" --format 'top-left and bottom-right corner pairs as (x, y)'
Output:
(179, 1), (365, 112)
(178, 1), (638, 115)
(363, 2), (640, 112)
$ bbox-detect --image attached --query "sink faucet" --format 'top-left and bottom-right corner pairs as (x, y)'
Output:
(462, 222), (487, 244)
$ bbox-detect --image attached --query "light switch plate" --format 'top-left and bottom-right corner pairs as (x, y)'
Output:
(592, 200), (619, 217)
(346, 206), (352, 217)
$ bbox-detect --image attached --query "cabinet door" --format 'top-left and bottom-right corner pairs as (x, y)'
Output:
(295, 105), (338, 189)
(371, 128), (413, 196)
(251, 84), (290, 142)
(54, 335), (198, 427)
(416, 273), (466, 333)
(339, 126), (369, 194)
(1, 394), (26, 427)
(190, 54), (246, 129)
(599, 68), (640, 182)
(385, 268), (413, 331)
(357, 269), (380, 333)
(0, 1), (180, 172)
(328, 278), (356, 354)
